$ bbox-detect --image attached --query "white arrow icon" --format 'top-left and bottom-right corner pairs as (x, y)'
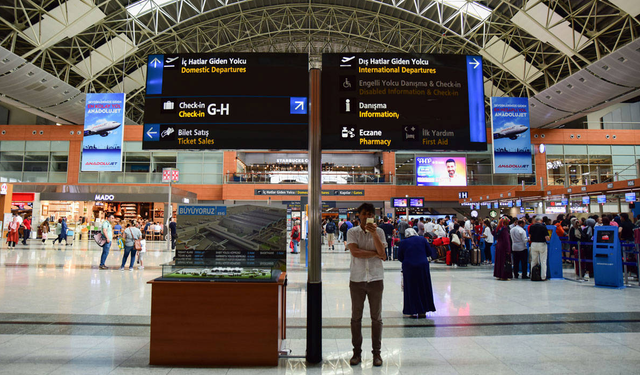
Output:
(150, 58), (161, 68)
(295, 101), (305, 110)
(146, 127), (158, 138)
(469, 58), (480, 69)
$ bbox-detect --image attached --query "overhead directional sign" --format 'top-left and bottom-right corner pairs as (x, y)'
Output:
(143, 53), (309, 150)
(321, 53), (487, 151)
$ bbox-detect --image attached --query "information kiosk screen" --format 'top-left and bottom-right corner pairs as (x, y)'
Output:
(321, 53), (486, 151)
(142, 54), (309, 150)
(597, 230), (615, 244)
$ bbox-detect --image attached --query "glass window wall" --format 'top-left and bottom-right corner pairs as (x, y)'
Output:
(79, 142), (223, 185)
(547, 145), (639, 185)
(0, 141), (68, 183)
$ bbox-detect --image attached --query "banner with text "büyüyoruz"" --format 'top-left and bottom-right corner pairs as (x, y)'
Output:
(81, 93), (126, 171)
(491, 97), (532, 174)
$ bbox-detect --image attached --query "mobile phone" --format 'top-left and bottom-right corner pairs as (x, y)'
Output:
(366, 218), (374, 225)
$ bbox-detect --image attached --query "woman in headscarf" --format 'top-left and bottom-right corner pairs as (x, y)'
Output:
(398, 228), (437, 318)
(6, 215), (20, 248)
(493, 217), (512, 280)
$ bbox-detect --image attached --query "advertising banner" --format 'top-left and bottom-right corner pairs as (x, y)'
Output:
(491, 97), (532, 174)
(81, 93), (126, 171)
(416, 156), (467, 186)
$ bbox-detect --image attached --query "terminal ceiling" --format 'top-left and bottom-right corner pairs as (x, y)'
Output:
(0, 0), (638, 127)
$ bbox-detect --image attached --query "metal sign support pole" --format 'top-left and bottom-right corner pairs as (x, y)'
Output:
(167, 179), (172, 255)
(306, 67), (322, 364)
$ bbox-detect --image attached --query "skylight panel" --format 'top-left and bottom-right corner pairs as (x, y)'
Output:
(438, 0), (492, 21)
(127, 0), (177, 18)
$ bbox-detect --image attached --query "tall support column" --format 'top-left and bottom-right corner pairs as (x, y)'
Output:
(306, 67), (322, 364)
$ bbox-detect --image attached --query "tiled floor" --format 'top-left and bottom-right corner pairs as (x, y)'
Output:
(1, 239), (640, 374)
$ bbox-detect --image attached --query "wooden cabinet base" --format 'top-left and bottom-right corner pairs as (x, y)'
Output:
(148, 273), (286, 367)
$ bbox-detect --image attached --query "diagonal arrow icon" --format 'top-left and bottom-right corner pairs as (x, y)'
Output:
(295, 101), (304, 110)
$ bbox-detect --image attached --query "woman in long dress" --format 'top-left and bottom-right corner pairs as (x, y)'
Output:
(493, 218), (512, 280)
(398, 228), (437, 318)
(6, 216), (19, 248)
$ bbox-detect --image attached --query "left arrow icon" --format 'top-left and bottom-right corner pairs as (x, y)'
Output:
(147, 128), (158, 138)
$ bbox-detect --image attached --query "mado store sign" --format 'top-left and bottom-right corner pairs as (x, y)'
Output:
(94, 194), (115, 201)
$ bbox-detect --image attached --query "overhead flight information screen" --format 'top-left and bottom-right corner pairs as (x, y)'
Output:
(142, 53), (309, 150)
(321, 53), (486, 151)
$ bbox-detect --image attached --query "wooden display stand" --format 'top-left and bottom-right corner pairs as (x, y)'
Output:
(148, 273), (286, 367)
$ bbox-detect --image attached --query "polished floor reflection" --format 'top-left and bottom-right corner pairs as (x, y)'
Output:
(1, 239), (639, 374)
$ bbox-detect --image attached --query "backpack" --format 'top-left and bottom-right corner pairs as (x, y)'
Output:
(340, 222), (348, 232)
(326, 222), (336, 233)
(292, 226), (299, 240)
(531, 264), (542, 281)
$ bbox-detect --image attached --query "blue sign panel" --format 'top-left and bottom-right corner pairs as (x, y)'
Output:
(491, 97), (532, 174)
(146, 54), (164, 95)
(582, 196), (590, 205)
(466, 55), (486, 143)
(81, 93), (126, 172)
(177, 206), (227, 216)
(144, 124), (160, 141)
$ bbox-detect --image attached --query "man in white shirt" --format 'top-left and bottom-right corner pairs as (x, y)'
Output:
(424, 218), (435, 237)
(510, 219), (529, 279)
(346, 203), (387, 367)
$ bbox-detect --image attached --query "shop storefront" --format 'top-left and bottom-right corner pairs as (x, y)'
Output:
(13, 185), (197, 237)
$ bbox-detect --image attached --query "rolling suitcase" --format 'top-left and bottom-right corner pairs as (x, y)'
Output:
(446, 250), (452, 266)
(458, 249), (469, 267)
(471, 247), (481, 265)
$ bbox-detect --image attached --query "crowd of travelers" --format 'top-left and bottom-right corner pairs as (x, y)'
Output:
(334, 206), (640, 367)
(4, 213), (181, 271)
(320, 210), (640, 322)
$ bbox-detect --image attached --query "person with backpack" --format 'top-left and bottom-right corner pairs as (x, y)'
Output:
(121, 222), (143, 271)
(325, 218), (337, 250)
(291, 220), (301, 254)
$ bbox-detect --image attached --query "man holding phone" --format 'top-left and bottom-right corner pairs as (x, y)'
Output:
(346, 203), (387, 367)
